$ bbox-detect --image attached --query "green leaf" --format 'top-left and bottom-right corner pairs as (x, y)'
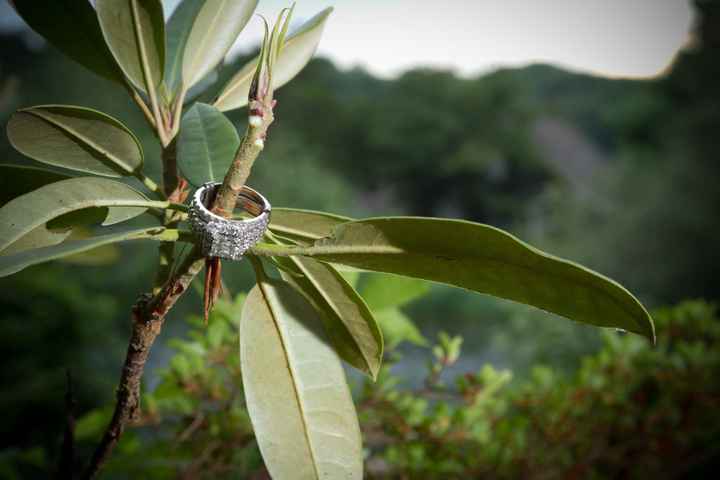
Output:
(374, 308), (427, 349)
(269, 208), (351, 242)
(214, 7), (333, 111)
(164, 0), (205, 95)
(7, 106), (144, 177)
(264, 217), (655, 341)
(361, 274), (431, 311)
(0, 177), (156, 253)
(277, 256), (383, 378)
(96, 0), (165, 94)
(240, 279), (363, 479)
(0, 165), (143, 253)
(177, 103), (240, 186)
(11, 0), (124, 84)
(0, 226), (170, 277)
(166, 0), (257, 95)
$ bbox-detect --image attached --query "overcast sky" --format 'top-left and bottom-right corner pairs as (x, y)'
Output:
(231, 0), (695, 79)
(3, 0), (696, 79)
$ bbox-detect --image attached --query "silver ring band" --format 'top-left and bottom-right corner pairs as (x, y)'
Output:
(188, 182), (271, 260)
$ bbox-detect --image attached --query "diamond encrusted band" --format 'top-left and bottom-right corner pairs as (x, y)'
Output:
(188, 182), (271, 261)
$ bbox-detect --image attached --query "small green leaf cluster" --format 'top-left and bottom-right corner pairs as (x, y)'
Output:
(3, 2), (332, 279)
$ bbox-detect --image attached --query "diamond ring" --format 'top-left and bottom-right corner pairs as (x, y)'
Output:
(188, 182), (271, 260)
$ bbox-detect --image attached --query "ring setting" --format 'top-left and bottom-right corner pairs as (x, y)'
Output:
(188, 182), (271, 261)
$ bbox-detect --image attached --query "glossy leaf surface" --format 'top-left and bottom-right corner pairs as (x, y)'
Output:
(240, 279), (363, 479)
(214, 8), (333, 111)
(7, 106), (144, 177)
(96, 0), (165, 94)
(11, 0), (124, 83)
(177, 103), (240, 186)
(277, 256), (383, 378)
(0, 177), (152, 253)
(280, 217), (655, 340)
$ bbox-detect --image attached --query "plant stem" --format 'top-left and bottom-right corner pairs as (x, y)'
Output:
(136, 171), (162, 197)
(84, 55), (277, 480)
(212, 100), (275, 217)
(154, 141), (182, 293)
(125, 83), (156, 130)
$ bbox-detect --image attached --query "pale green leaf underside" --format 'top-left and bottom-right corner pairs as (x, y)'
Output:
(7, 106), (144, 177)
(177, 103), (240, 186)
(277, 255), (383, 378)
(0, 165), (145, 253)
(241, 280), (363, 480)
(273, 217), (655, 341)
(0, 226), (168, 278)
(214, 7), (333, 111)
(164, 0), (206, 95)
(96, 0), (165, 94)
(269, 208), (351, 242)
(181, 0), (257, 92)
(0, 177), (154, 253)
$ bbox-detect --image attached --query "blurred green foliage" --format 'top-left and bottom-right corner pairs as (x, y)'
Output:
(6, 292), (716, 479)
(362, 300), (720, 478)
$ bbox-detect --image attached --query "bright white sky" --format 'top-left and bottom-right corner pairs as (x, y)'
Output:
(227, 0), (695, 79)
(2, 0), (695, 79)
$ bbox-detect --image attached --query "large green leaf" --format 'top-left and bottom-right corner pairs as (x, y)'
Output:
(11, 0), (124, 84)
(177, 103), (239, 186)
(277, 256), (383, 378)
(257, 217), (655, 341)
(269, 208), (351, 242)
(0, 226), (173, 277)
(96, 0), (165, 94)
(166, 0), (257, 95)
(240, 279), (363, 480)
(7, 106), (144, 177)
(0, 177), (157, 253)
(214, 8), (333, 111)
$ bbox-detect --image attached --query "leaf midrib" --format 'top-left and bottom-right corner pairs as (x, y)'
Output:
(184, 0), (226, 87)
(24, 110), (138, 174)
(259, 236), (651, 339)
(257, 281), (321, 479)
(130, 0), (158, 93)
